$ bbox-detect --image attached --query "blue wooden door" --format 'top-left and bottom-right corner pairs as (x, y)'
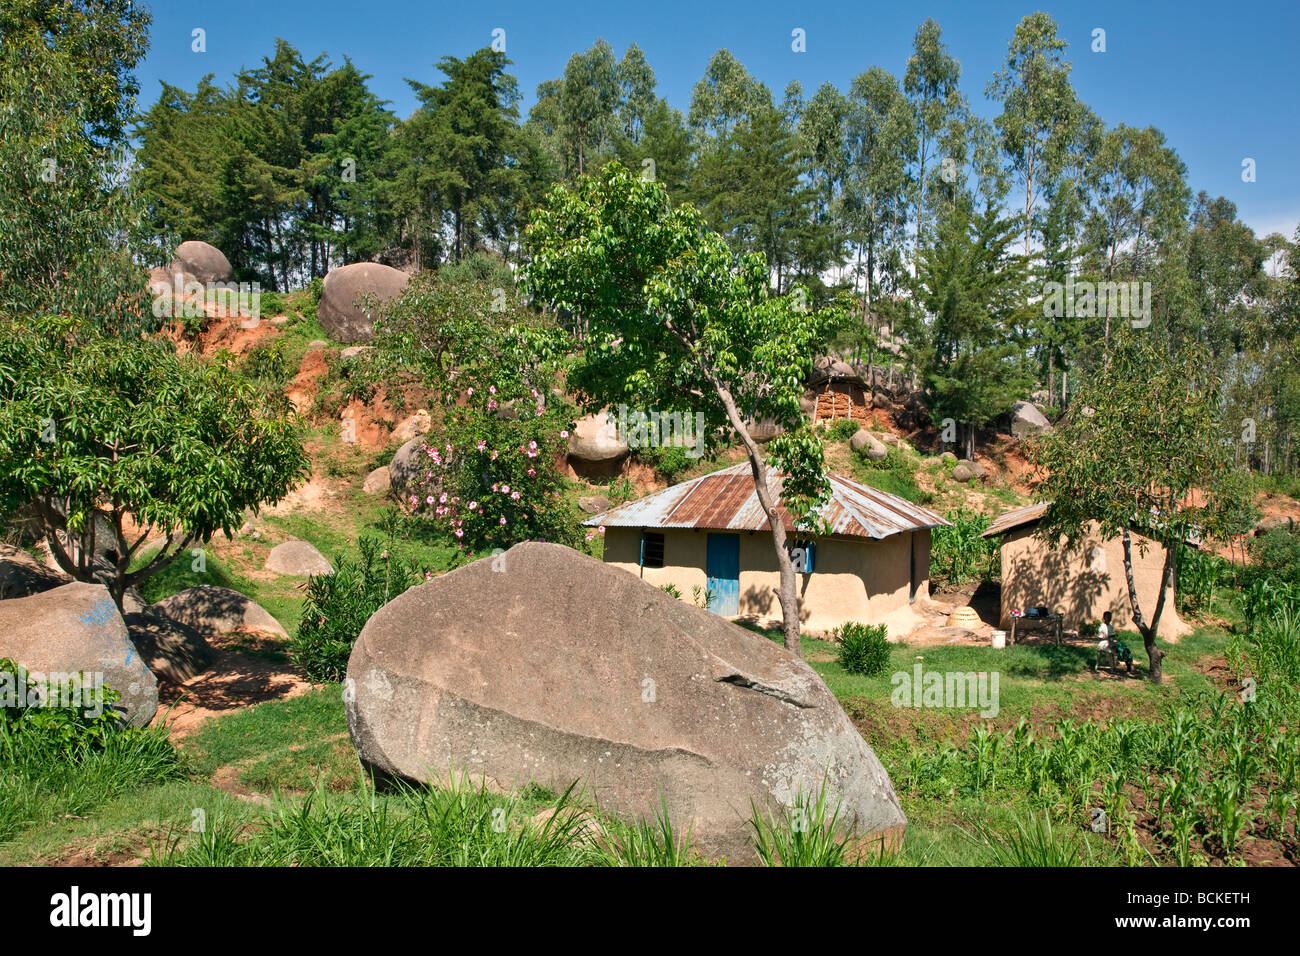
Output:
(706, 533), (740, 616)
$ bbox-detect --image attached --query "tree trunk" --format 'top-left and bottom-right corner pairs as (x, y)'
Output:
(709, 380), (802, 655)
(1121, 528), (1168, 684)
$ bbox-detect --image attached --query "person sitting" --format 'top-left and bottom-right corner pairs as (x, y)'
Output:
(1094, 611), (1134, 674)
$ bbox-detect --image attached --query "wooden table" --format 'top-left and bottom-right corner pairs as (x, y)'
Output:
(1010, 613), (1063, 646)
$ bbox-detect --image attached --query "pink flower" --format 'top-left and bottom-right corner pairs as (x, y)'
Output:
(527, 469), (535, 477)
(477, 440), (487, 451)
(439, 493), (448, 504)
(597, 525), (606, 534)
(488, 399), (497, 411)
(511, 491), (520, 500)
(490, 450), (499, 460)
(560, 430), (569, 439)
(426, 495), (435, 504)
(489, 385), (497, 395)
(499, 517), (507, 525)
(424, 571), (432, 580)
(527, 450), (537, 458)
(467, 387), (474, 396)
(468, 501), (477, 510)
(585, 532), (595, 541)
(529, 440), (537, 450)
(502, 485), (510, 493)
(454, 529), (464, 538)
(492, 483), (500, 492)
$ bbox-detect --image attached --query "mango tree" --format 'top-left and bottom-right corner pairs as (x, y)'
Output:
(1033, 335), (1248, 683)
(0, 317), (310, 610)
(525, 162), (839, 654)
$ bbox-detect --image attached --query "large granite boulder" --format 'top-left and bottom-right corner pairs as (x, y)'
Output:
(362, 466), (392, 496)
(345, 541), (906, 863)
(265, 540), (333, 576)
(391, 410), (432, 444)
(173, 241), (232, 284)
(0, 544), (71, 598)
(567, 413), (629, 464)
(0, 582), (158, 726)
(318, 262), (409, 344)
(150, 585), (287, 639)
(1010, 400), (1052, 440)
(123, 609), (214, 685)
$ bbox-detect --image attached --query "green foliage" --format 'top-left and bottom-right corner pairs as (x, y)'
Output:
(291, 521), (426, 682)
(826, 419), (861, 442)
(967, 811), (1095, 867)
(749, 780), (858, 867)
(833, 622), (891, 677)
(0, 0), (155, 335)
(405, 397), (578, 555)
(930, 509), (996, 588)
(1249, 528), (1300, 584)
(637, 444), (693, 484)
(0, 318), (310, 604)
(0, 658), (182, 843)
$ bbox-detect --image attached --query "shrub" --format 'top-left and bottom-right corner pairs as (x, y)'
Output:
(291, 528), (426, 682)
(1250, 528), (1300, 584)
(638, 444), (692, 484)
(406, 395), (579, 555)
(833, 622), (891, 677)
(826, 419), (861, 443)
(298, 276), (324, 320)
(930, 509), (996, 588)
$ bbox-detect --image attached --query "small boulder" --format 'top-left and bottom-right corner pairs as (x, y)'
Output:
(173, 240), (233, 284)
(306, 339), (329, 350)
(568, 413), (628, 464)
(939, 451), (957, 464)
(577, 495), (612, 515)
(318, 262), (410, 344)
(340, 345), (375, 361)
(1010, 400), (1052, 440)
(958, 459), (987, 479)
(270, 316), (290, 328)
(123, 609), (214, 685)
(391, 410), (433, 444)
(363, 466), (392, 496)
(951, 463), (974, 483)
(850, 430), (888, 461)
(389, 437), (430, 497)
(151, 585), (288, 640)
(266, 540), (333, 576)
(0, 582), (158, 726)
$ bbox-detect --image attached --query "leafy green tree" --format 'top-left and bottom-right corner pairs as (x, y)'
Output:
(986, 12), (1081, 259)
(526, 163), (840, 652)
(0, 318), (310, 610)
(528, 40), (621, 181)
(0, 0), (153, 334)
(687, 49), (769, 142)
(395, 49), (528, 264)
(904, 18), (961, 250)
(906, 198), (1032, 459)
(1033, 335), (1247, 683)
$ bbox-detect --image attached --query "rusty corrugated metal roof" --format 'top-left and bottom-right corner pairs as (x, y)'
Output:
(584, 462), (950, 539)
(981, 502), (1052, 537)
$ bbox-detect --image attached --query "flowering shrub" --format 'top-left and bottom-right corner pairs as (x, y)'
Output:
(408, 391), (579, 553)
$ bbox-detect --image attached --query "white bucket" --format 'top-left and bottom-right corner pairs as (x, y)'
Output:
(991, 630), (1007, 649)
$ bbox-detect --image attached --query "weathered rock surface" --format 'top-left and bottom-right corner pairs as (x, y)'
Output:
(363, 466), (392, 496)
(850, 430), (888, 461)
(173, 240), (233, 284)
(265, 540), (332, 576)
(345, 541), (906, 863)
(952, 463), (974, 483)
(0, 544), (71, 598)
(0, 582), (158, 726)
(318, 262), (409, 344)
(1010, 400), (1052, 440)
(567, 413), (629, 464)
(577, 495), (612, 515)
(391, 410), (432, 444)
(150, 585), (288, 639)
(123, 609), (214, 685)
(389, 437), (430, 498)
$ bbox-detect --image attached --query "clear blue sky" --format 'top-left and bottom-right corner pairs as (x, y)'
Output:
(136, 0), (1299, 238)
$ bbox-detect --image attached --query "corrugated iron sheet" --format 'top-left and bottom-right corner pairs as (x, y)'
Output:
(981, 502), (1052, 537)
(584, 462), (950, 539)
